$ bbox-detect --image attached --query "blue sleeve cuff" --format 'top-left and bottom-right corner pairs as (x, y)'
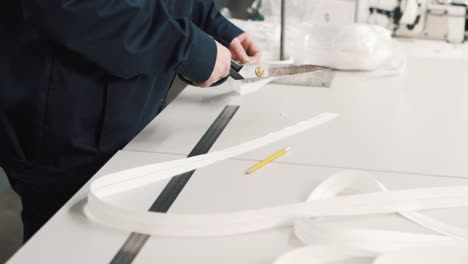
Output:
(175, 25), (217, 83)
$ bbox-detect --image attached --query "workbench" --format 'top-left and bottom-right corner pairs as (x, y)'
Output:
(7, 39), (468, 263)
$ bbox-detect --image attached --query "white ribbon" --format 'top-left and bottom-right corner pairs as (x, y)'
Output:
(274, 171), (468, 263)
(84, 112), (468, 263)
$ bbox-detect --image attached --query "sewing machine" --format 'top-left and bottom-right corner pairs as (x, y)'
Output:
(359, 0), (467, 43)
(261, 0), (466, 43)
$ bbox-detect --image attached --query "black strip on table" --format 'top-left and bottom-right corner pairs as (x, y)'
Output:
(110, 105), (239, 264)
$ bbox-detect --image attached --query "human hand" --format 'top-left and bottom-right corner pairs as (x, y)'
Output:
(198, 41), (232, 88)
(229, 32), (261, 64)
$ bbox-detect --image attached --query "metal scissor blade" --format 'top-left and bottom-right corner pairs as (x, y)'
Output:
(238, 64), (330, 80)
(268, 65), (330, 77)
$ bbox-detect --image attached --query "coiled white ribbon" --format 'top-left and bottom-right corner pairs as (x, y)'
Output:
(84, 112), (468, 263)
(274, 171), (468, 263)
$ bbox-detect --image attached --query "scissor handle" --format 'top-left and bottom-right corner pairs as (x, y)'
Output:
(210, 75), (229, 87)
(178, 74), (228, 87)
(179, 60), (244, 87)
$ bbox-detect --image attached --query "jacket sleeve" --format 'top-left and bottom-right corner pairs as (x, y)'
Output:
(25, 0), (217, 82)
(191, 0), (244, 47)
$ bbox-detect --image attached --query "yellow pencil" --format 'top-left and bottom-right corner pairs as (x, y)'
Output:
(247, 147), (291, 174)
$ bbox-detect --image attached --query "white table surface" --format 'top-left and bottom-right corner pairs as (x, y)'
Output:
(8, 39), (468, 263)
(8, 151), (468, 264)
(126, 39), (468, 178)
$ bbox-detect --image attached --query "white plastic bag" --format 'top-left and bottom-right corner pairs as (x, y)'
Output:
(290, 23), (406, 73)
(231, 19), (406, 73)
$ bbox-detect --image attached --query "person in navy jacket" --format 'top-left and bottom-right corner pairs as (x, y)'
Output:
(0, 0), (261, 241)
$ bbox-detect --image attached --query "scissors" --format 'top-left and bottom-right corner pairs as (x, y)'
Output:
(179, 60), (330, 87)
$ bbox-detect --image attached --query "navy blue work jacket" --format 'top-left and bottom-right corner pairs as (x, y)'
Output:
(0, 1), (242, 182)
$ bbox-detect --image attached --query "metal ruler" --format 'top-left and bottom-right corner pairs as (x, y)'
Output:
(272, 71), (335, 88)
(110, 105), (240, 264)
